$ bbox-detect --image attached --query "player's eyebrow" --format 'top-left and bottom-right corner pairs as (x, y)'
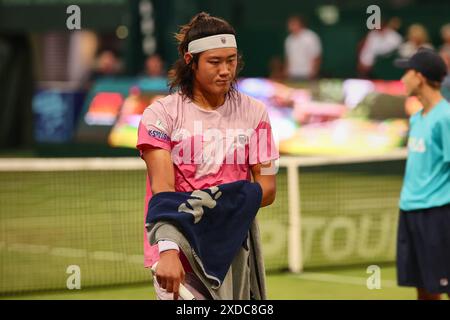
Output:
(207, 53), (237, 60)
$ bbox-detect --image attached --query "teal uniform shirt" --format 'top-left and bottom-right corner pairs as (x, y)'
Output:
(400, 99), (450, 211)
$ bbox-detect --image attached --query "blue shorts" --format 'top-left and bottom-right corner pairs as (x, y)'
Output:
(397, 203), (450, 294)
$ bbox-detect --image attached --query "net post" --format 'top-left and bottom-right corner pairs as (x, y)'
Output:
(287, 160), (303, 273)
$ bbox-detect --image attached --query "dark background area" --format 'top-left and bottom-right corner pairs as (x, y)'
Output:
(1, 0), (449, 77)
(0, 0), (449, 151)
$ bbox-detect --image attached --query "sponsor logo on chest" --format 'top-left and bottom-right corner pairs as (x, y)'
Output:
(408, 137), (426, 153)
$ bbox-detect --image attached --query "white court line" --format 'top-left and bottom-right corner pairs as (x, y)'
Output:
(0, 150), (407, 171)
(2, 242), (144, 264)
(292, 272), (397, 288)
(7, 243), (50, 254)
(90, 251), (127, 262)
(3, 242), (398, 287)
(127, 254), (146, 264)
(0, 158), (145, 171)
(50, 247), (87, 258)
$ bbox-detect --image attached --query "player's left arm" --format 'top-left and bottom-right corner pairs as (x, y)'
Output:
(251, 161), (277, 207)
(249, 100), (279, 207)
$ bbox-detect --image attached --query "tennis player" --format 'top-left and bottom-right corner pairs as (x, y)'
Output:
(394, 49), (450, 300)
(136, 12), (279, 300)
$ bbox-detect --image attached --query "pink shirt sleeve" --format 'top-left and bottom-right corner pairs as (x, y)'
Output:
(136, 101), (173, 155)
(138, 102), (173, 268)
(249, 107), (280, 165)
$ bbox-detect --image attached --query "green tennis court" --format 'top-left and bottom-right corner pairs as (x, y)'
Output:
(2, 265), (415, 300)
(0, 156), (410, 299)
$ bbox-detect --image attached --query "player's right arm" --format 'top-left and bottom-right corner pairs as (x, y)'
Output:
(142, 148), (175, 194)
(142, 148), (185, 300)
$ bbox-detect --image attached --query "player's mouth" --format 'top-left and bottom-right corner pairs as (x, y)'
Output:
(216, 80), (230, 86)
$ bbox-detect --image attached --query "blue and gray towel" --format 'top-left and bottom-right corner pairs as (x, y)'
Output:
(146, 180), (262, 285)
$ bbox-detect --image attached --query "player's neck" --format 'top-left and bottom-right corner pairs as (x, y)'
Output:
(192, 88), (225, 110)
(417, 89), (443, 115)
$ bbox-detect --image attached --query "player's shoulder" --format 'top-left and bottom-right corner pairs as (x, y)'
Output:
(436, 100), (450, 125)
(152, 92), (182, 109)
(429, 101), (450, 138)
(233, 91), (268, 127)
(156, 93), (178, 106)
(236, 91), (267, 114)
(429, 99), (450, 122)
(143, 92), (181, 115)
(438, 99), (450, 116)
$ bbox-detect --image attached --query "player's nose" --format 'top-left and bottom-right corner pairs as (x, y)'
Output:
(218, 62), (231, 77)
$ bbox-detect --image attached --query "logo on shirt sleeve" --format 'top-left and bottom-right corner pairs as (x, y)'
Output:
(155, 119), (166, 131)
(148, 129), (170, 142)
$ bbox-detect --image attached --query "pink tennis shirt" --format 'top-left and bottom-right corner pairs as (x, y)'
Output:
(136, 90), (279, 267)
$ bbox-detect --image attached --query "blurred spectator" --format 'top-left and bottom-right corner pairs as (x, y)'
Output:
(387, 16), (402, 32)
(440, 25), (450, 101)
(284, 15), (322, 80)
(398, 24), (434, 58)
(89, 49), (122, 80)
(358, 18), (402, 78)
(439, 24), (450, 65)
(67, 31), (99, 85)
(268, 56), (286, 82)
(440, 65), (450, 101)
(144, 53), (165, 77)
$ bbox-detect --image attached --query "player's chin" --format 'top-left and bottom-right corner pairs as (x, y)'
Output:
(217, 82), (232, 91)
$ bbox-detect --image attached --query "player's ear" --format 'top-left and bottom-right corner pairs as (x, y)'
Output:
(416, 72), (426, 85)
(184, 52), (198, 71)
(184, 52), (193, 65)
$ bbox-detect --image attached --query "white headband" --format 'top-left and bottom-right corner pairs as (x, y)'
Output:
(188, 34), (237, 54)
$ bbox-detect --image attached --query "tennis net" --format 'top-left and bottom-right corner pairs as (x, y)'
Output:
(0, 151), (406, 295)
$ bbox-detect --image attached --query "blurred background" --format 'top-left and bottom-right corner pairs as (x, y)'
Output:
(0, 0), (449, 299)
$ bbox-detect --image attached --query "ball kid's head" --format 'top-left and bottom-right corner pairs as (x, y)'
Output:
(394, 48), (447, 96)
